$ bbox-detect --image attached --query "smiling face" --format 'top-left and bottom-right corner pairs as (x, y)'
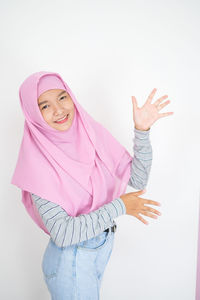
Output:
(37, 89), (75, 131)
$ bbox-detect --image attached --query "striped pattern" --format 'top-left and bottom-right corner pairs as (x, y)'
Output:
(32, 194), (124, 248)
(128, 128), (152, 189)
(31, 127), (152, 248)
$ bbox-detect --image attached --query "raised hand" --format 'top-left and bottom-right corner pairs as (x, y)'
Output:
(131, 88), (174, 131)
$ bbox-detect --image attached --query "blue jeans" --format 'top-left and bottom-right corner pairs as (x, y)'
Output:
(42, 225), (116, 299)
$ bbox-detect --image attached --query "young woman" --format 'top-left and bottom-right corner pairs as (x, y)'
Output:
(11, 71), (173, 299)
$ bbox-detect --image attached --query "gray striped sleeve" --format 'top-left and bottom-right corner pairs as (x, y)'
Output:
(31, 193), (126, 248)
(128, 127), (152, 189)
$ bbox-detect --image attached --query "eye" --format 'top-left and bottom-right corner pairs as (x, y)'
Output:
(41, 96), (67, 110)
(60, 96), (67, 100)
(42, 105), (48, 110)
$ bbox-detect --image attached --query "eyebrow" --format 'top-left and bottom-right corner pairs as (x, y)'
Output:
(38, 90), (67, 106)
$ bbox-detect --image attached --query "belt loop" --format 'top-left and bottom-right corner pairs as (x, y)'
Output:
(104, 223), (117, 234)
(113, 223), (117, 232)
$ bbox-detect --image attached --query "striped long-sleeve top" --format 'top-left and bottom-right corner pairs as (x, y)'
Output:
(31, 128), (152, 248)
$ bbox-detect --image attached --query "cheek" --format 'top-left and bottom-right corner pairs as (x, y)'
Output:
(42, 110), (53, 123)
(70, 102), (75, 112)
(64, 101), (74, 111)
(70, 104), (75, 112)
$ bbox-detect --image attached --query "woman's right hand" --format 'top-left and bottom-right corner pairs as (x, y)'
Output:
(119, 189), (161, 225)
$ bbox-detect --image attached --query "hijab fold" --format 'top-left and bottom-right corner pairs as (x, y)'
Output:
(11, 71), (133, 235)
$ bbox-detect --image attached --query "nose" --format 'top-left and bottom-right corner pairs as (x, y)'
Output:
(53, 102), (65, 115)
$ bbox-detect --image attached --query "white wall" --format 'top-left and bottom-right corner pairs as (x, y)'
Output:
(1, 0), (200, 299)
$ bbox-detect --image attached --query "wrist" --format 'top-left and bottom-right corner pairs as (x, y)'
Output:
(134, 126), (150, 131)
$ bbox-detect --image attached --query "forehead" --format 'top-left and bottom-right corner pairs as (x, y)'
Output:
(37, 89), (67, 102)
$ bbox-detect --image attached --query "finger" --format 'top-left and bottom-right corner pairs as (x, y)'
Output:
(140, 211), (158, 219)
(131, 96), (138, 111)
(135, 214), (148, 225)
(142, 199), (161, 206)
(158, 112), (174, 118)
(157, 100), (170, 111)
(142, 206), (161, 216)
(146, 88), (157, 104)
(134, 189), (146, 196)
(154, 95), (168, 106)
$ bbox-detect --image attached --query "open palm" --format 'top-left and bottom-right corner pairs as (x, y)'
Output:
(132, 88), (174, 131)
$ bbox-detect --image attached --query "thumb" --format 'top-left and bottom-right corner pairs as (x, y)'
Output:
(134, 189), (146, 196)
(131, 96), (138, 111)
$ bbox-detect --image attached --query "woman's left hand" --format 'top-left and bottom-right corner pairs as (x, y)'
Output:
(131, 88), (174, 131)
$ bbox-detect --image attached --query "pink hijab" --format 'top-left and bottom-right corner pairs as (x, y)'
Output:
(11, 71), (133, 235)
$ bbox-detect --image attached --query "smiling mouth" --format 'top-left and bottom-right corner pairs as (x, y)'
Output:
(55, 114), (69, 124)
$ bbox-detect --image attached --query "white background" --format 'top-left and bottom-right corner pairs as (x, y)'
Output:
(1, 0), (200, 299)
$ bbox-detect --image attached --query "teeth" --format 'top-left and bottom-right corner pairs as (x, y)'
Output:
(56, 115), (67, 122)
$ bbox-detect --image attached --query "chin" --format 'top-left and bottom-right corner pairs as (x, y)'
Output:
(54, 124), (71, 131)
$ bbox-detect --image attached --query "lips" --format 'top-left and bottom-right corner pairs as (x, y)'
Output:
(55, 114), (69, 123)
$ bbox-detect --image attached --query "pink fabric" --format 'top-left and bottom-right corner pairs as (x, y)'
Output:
(11, 71), (133, 235)
(37, 74), (66, 97)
